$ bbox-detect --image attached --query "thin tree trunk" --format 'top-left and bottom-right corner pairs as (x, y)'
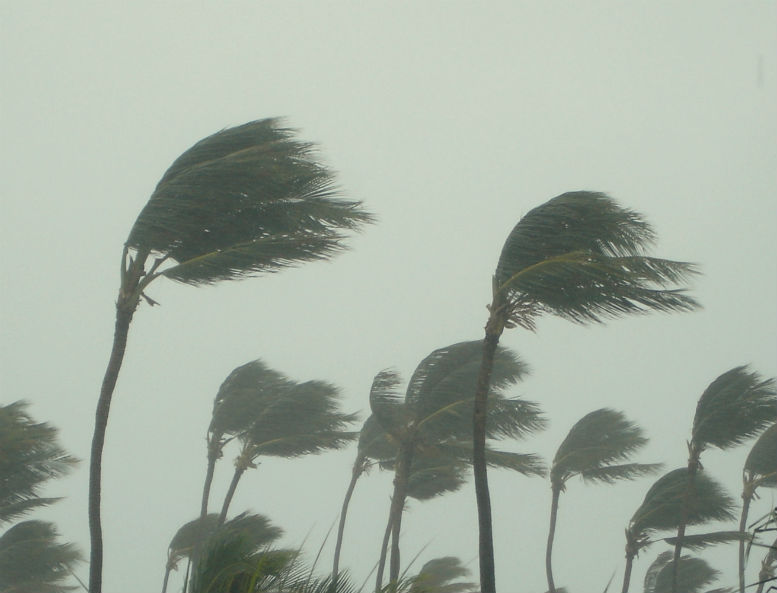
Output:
(161, 563), (172, 593)
(388, 444), (413, 584)
(332, 458), (365, 584)
(545, 486), (561, 593)
(671, 457), (699, 593)
(621, 553), (634, 593)
(755, 535), (777, 593)
(375, 504), (394, 592)
(200, 446), (219, 520)
(219, 467), (246, 525)
(739, 487), (753, 593)
(473, 303), (506, 593)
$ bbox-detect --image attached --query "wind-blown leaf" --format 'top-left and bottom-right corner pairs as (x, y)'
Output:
(745, 423), (777, 488)
(643, 551), (720, 593)
(409, 556), (477, 593)
(662, 530), (747, 550)
(691, 366), (776, 452)
(369, 369), (406, 440)
(126, 118), (373, 286)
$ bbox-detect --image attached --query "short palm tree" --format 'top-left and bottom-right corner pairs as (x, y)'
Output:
(545, 408), (661, 593)
(738, 423), (777, 593)
(0, 401), (78, 525)
(671, 367), (776, 592)
(643, 551), (721, 593)
(370, 341), (545, 587)
(216, 364), (357, 524)
(621, 468), (736, 593)
(162, 514), (220, 593)
(471, 191), (700, 593)
(0, 520), (82, 593)
(89, 118), (373, 593)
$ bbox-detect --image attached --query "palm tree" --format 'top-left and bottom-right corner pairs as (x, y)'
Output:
(471, 191), (699, 593)
(161, 514), (220, 593)
(621, 468), (736, 593)
(370, 341), (546, 588)
(643, 551), (721, 593)
(0, 401), (78, 525)
(216, 364), (358, 523)
(0, 520), (82, 593)
(89, 118), (373, 593)
(545, 408), (661, 593)
(672, 367), (776, 592)
(738, 424), (777, 593)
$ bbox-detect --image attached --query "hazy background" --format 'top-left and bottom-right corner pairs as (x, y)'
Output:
(1, 3), (775, 591)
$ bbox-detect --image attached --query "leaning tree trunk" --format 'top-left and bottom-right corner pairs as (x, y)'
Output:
(219, 466), (247, 525)
(671, 455), (699, 593)
(472, 301), (507, 593)
(388, 443), (414, 584)
(739, 481), (756, 593)
(332, 456), (366, 584)
(545, 486), (562, 593)
(89, 250), (147, 593)
(621, 552), (635, 593)
(375, 504), (395, 592)
(200, 441), (221, 520)
(755, 535), (777, 593)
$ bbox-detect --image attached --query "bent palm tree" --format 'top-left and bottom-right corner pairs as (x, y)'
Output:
(0, 401), (78, 525)
(672, 367), (776, 592)
(472, 191), (699, 593)
(370, 341), (545, 587)
(738, 423), (777, 593)
(162, 514), (220, 593)
(545, 408), (660, 593)
(621, 468), (736, 593)
(89, 118), (372, 593)
(0, 520), (82, 593)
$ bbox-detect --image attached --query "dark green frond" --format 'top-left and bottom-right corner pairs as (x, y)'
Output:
(551, 408), (651, 487)
(662, 530), (747, 550)
(692, 366), (776, 452)
(744, 423), (777, 487)
(406, 456), (468, 501)
(629, 468), (736, 540)
(409, 556), (477, 593)
(0, 520), (82, 593)
(579, 462), (662, 485)
(126, 118), (373, 286)
(439, 441), (546, 477)
(368, 369), (406, 439)
(493, 192), (699, 326)
(167, 514), (221, 567)
(484, 397), (546, 441)
(643, 551), (719, 593)
(357, 415), (398, 463)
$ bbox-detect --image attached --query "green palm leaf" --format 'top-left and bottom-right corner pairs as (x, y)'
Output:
(409, 556), (477, 593)
(663, 530), (746, 550)
(744, 423), (777, 488)
(643, 551), (721, 593)
(691, 367), (776, 452)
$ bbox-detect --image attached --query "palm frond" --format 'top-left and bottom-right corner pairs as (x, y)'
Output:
(643, 551), (720, 593)
(439, 441), (546, 477)
(628, 468), (736, 539)
(579, 462), (662, 485)
(493, 192), (699, 326)
(357, 415), (399, 463)
(744, 423), (777, 487)
(663, 530), (747, 550)
(550, 408), (652, 487)
(167, 514), (221, 569)
(409, 556), (477, 593)
(368, 369), (406, 440)
(406, 457), (468, 501)
(692, 366), (777, 452)
(126, 118), (373, 286)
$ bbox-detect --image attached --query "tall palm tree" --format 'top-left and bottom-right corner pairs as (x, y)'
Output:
(370, 341), (546, 587)
(672, 367), (776, 592)
(545, 408), (661, 593)
(621, 468), (736, 593)
(0, 520), (82, 593)
(89, 118), (373, 593)
(0, 401), (78, 525)
(642, 551), (721, 593)
(471, 191), (699, 593)
(216, 365), (357, 523)
(738, 423), (776, 593)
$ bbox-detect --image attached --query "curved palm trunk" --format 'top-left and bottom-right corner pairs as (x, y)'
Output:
(739, 486), (753, 593)
(388, 444), (413, 584)
(671, 456), (699, 593)
(332, 457), (366, 584)
(161, 563), (172, 593)
(545, 486), (562, 593)
(375, 504), (394, 592)
(200, 444), (220, 520)
(473, 301), (507, 593)
(219, 466), (246, 525)
(621, 553), (635, 593)
(89, 252), (147, 593)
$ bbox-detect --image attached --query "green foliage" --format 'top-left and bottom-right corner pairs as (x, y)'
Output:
(0, 402), (78, 525)
(0, 520), (82, 593)
(408, 556), (477, 593)
(550, 408), (660, 489)
(126, 118), (374, 285)
(744, 423), (777, 488)
(691, 367), (776, 453)
(492, 191), (699, 329)
(643, 551), (723, 593)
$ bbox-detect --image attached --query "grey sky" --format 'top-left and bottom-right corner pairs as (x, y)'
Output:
(1, 3), (775, 592)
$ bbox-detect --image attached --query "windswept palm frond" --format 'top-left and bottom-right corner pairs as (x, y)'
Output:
(744, 423), (777, 487)
(643, 552), (721, 593)
(369, 370), (406, 441)
(663, 530), (747, 550)
(438, 441), (547, 477)
(691, 367), (776, 453)
(409, 556), (477, 593)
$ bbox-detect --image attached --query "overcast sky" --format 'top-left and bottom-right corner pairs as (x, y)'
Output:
(1, 3), (775, 592)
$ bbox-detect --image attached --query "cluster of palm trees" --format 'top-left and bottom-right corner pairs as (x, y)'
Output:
(80, 117), (775, 593)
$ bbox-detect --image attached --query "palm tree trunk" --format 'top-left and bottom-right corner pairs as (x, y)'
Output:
(545, 486), (561, 593)
(200, 446), (219, 520)
(161, 563), (172, 593)
(219, 467), (246, 525)
(755, 535), (777, 593)
(671, 456), (699, 593)
(375, 504), (394, 592)
(473, 303), (507, 593)
(388, 444), (413, 584)
(621, 552), (634, 593)
(738, 487), (753, 593)
(332, 458), (365, 584)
